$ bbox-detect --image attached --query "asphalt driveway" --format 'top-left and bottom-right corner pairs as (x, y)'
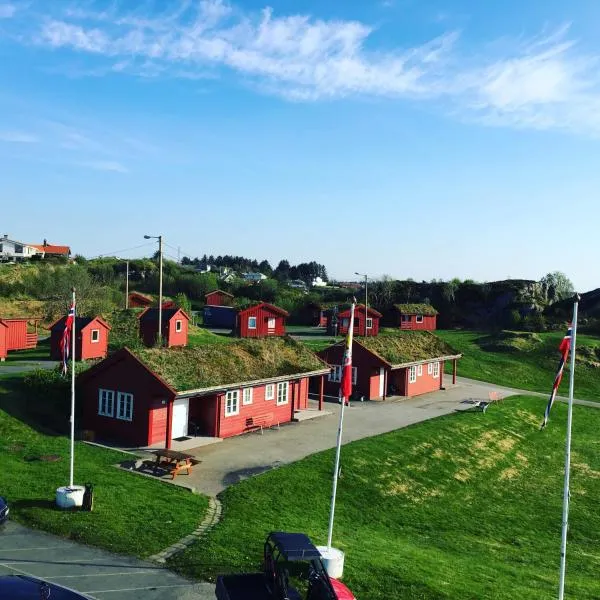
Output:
(0, 521), (215, 599)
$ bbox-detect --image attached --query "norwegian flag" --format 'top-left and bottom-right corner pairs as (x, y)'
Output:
(541, 324), (572, 429)
(60, 302), (75, 375)
(339, 302), (356, 405)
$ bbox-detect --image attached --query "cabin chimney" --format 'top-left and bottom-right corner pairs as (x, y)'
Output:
(43, 238), (47, 247)
(3, 234), (7, 239)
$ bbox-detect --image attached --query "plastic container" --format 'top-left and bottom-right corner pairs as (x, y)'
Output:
(55, 486), (85, 509)
(316, 545), (345, 579)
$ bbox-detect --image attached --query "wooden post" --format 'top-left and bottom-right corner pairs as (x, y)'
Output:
(452, 359), (457, 385)
(165, 397), (174, 449)
(319, 375), (324, 411)
(383, 369), (388, 401)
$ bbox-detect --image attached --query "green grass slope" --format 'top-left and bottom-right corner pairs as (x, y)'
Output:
(437, 330), (600, 401)
(171, 396), (600, 599)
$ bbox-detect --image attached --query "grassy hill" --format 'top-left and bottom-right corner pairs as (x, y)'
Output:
(437, 330), (600, 401)
(170, 396), (600, 599)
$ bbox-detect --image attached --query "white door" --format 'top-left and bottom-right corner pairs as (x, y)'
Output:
(379, 368), (385, 398)
(172, 398), (189, 438)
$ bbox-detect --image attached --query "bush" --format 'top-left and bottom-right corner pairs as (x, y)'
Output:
(107, 310), (144, 352)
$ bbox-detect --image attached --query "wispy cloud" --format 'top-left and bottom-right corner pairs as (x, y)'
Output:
(0, 3), (15, 19)
(80, 160), (129, 173)
(0, 131), (39, 143)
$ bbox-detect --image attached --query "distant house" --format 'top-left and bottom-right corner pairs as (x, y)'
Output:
(337, 304), (382, 337)
(205, 290), (234, 307)
(396, 304), (438, 331)
(311, 277), (327, 288)
(78, 337), (330, 447)
(128, 292), (154, 309)
(0, 321), (7, 360)
(0, 235), (40, 262)
(29, 239), (71, 259)
(243, 272), (267, 283)
(138, 308), (190, 348)
(237, 302), (288, 338)
(319, 331), (461, 401)
(50, 316), (111, 361)
(288, 279), (308, 290)
(0, 318), (38, 351)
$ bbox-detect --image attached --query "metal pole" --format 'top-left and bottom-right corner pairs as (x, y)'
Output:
(69, 288), (76, 488)
(365, 275), (368, 336)
(158, 236), (163, 346)
(125, 260), (129, 309)
(558, 295), (579, 600)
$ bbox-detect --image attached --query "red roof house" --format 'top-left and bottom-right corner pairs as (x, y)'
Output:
(319, 331), (461, 401)
(0, 318), (38, 351)
(205, 290), (234, 307)
(78, 337), (330, 447)
(29, 240), (71, 258)
(138, 308), (189, 348)
(237, 303), (288, 338)
(337, 304), (382, 337)
(0, 321), (8, 361)
(128, 292), (154, 308)
(396, 304), (438, 331)
(49, 316), (111, 361)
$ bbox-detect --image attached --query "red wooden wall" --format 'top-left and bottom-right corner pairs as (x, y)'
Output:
(128, 293), (153, 308)
(50, 318), (109, 361)
(399, 314), (437, 330)
(205, 291), (233, 306)
(238, 305), (286, 338)
(337, 308), (380, 336)
(0, 322), (7, 360)
(139, 309), (189, 347)
(0, 319), (37, 351)
(405, 361), (444, 396)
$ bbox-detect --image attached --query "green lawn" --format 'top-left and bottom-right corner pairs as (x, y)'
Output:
(4, 337), (52, 362)
(436, 330), (600, 401)
(0, 379), (209, 558)
(187, 325), (236, 347)
(170, 396), (600, 599)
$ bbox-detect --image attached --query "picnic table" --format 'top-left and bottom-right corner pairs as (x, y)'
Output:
(152, 449), (200, 480)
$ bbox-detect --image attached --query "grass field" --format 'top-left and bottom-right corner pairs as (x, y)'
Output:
(3, 337), (52, 362)
(187, 324), (235, 346)
(0, 379), (209, 558)
(170, 395), (600, 599)
(437, 330), (600, 401)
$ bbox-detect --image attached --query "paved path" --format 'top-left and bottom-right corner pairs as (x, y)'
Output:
(0, 521), (215, 599)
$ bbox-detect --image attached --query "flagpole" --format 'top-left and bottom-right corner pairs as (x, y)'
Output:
(69, 288), (76, 488)
(558, 294), (579, 600)
(327, 301), (355, 549)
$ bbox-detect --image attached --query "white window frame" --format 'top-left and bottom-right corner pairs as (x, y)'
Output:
(98, 388), (114, 417)
(242, 387), (253, 405)
(329, 365), (342, 382)
(409, 366), (417, 384)
(417, 364), (423, 377)
(416, 314), (424, 323)
(175, 319), (182, 332)
(277, 381), (289, 406)
(265, 384), (275, 400)
(433, 362), (440, 378)
(248, 316), (257, 329)
(116, 392), (133, 421)
(366, 317), (373, 330)
(427, 362), (433, 375)
(267, 317), (276, 329)
(91, 328), (100, 343)
(225, 390), (240, 416)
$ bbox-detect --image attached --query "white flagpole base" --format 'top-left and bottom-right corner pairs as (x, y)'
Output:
(55, 485), (85, 509)
(317, 545), (345, 579)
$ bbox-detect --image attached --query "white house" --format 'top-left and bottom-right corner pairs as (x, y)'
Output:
(243, 272), (267, 282)
(311, 276), (327, 287)
(0, 235), (40, 262)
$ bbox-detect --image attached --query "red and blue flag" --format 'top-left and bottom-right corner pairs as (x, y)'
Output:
(60, 302), (75, 375)
(541, 325), (572, 428)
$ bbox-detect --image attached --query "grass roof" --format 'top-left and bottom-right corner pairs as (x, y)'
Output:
(359, 330), (458, 366)
(134, 336), (327, 392)
(394, 303), (439, 316)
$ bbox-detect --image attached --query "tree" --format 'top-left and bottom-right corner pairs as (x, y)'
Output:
(274, 260), (291, 281)
(540, 271), (575, 303)
(174, 292), (192, 315)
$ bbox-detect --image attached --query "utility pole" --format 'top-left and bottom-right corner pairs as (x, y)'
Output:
(125, 260), (129, 309)
(355, 272), (368, 336)
(158, 236), (163, 346)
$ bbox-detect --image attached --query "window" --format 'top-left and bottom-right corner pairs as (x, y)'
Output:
(417, 365), (423, 376)
(402, 315), (411, 322)
(248, 316), (257, 329)
(433, 362), (440, 378)
(243, 387), (253, 405)
(329, 365), (342, 382)
(91, 329), (100, 343)
(175, 319), (182, 332)
(265, 384), (275, 400)
(341, 318), (349, 328)
(366, 318), (373, 329)
(225, 390), (240, 416)
(277, 381), (289, 406)
(427, 362), (433, 375)
(117, 392), (133, 421)
(267, 317), (276, 329)
(98, 389), (114, 417)
(352, 367), (357, 384)
(15, 244), (23, 254)
(409, 366), (417, 384)
(416, 314), (424, 323)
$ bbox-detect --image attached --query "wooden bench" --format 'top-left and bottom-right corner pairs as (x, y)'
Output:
(245, 413), (279, 435)
(152, 449), (202, 480)
(474, 391), (505, 413)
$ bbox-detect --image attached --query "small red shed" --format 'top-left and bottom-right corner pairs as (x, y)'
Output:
(319, 331), (461, 401)
(0, 320), (8, 361)
(396, 304), (438, 330)
(78, 337), (330, 447)
(0, 318), (39, 351)
(205, 290), (234, 307)
(128, 292), (154, 308)
(49, 316), (111, 361)
(337, 305), (382, 337)
(237, 303), (288, 338)
(138, 308), (189, 347)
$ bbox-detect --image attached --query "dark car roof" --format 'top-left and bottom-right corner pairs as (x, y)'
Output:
(268, 532), (322, 561)
(0, 575), (91, 598)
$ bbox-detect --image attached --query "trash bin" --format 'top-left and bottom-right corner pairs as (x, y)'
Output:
(82, 484), (94, 512)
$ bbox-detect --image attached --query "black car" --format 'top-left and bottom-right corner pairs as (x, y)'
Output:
(0, 496), (8, 525)
(0, 575), (92, 598)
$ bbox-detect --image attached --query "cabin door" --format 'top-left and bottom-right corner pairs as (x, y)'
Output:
(172, 398), (189, 439)
(379, 368), (385, 398)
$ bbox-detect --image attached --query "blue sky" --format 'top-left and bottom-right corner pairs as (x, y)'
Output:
(1, 1), (599, 290)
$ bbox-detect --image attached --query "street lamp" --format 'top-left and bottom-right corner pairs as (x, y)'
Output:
(144, 234), (163, 346)
(355, 272), (368, 336)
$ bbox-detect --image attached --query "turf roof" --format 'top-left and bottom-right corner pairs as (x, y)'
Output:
(359, 330), (458, 366)
(394, 303), (439, 316)
(134, 336), (328, 391)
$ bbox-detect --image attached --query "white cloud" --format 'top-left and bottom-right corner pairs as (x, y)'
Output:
(80, 160), (129, 173)
(0, 3), (15, 19)
(0, 131), (39, 143)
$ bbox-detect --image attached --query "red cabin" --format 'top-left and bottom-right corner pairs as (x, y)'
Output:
(396, 304), (438, 330)
(319, 331), (461, 401)
(128, 292), (154, 308)
(49, 316), (111, 361)
(0, 321), (8, 361)
(337, 305), (382, 337)
(237, 303), (288, 338)
(0, 318), (39, 351)
(138, 308), (189, 347)
(205, 290), (234, 307)
(78, 338), (330, 447)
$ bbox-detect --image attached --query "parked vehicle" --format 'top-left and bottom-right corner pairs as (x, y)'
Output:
(216, 531), (356, 600)
(0, 496), (8, 525)
(0, 575), (92, 598)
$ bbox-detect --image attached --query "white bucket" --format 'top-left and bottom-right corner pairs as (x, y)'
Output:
(316, 545), (345, 579)
(55, 485), (85, 509)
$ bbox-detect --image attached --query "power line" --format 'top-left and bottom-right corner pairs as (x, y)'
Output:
(91, 242), (156, 259)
